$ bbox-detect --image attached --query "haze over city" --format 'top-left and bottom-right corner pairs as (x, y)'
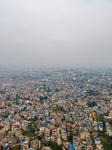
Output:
(0, 0), (112, 68)
(1, 1), (112, 150)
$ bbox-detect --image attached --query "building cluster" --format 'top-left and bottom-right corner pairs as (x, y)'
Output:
(0, 68), (112, 150)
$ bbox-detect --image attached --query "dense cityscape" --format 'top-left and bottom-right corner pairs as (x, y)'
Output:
(0, 68), (112, 150)
(0, 0), (112, 149)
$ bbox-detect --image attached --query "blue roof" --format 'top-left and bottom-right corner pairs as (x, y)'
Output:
(8, 115), (11, 119)
(86, 121), (90, 123)
(75, 86), (79, 89)
(25, 121), (28, 125)
(96, 138), (100, 140)
(67, 144), (74, 150)
(68, 94), (73, 98)
(13, 103), (16, 105)
(46, 120), (50, 123)
(50, 86), (54, 88)
(98, 123), (101, 125)
(40, 110), (44, 114)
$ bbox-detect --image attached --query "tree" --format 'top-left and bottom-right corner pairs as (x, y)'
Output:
(11, 144), (20, 150)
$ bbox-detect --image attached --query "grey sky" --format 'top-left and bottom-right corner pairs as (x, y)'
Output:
(0, 0), (112, 68)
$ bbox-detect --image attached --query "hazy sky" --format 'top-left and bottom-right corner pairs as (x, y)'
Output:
(0, 0), (112, 68)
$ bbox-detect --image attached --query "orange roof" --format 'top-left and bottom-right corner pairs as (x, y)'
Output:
(19, 125), (23, 129)
(63, 142), (68, 148)
(76, 139), (79, 142)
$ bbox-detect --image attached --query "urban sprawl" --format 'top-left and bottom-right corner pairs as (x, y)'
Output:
(0, 68), (112, 150)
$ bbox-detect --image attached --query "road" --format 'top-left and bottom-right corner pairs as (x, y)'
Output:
(57, 127), (62, 145)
